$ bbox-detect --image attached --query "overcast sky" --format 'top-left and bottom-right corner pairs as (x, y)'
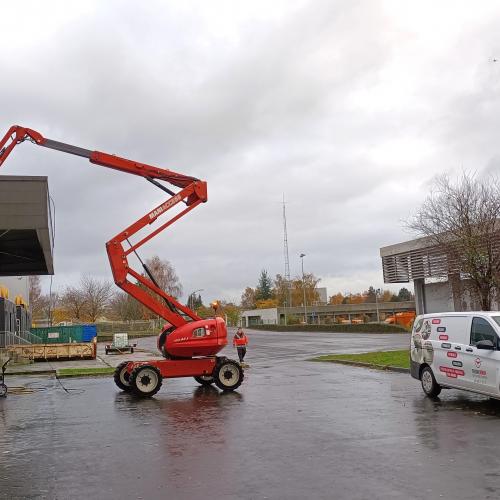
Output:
(2, 0), (500, 304)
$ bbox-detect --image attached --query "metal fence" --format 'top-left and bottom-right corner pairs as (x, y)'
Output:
(96, 319), (163, 335)
(0, 330), (43, 348)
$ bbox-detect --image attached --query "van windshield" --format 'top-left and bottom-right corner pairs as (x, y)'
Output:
(493, 317), (500, 327)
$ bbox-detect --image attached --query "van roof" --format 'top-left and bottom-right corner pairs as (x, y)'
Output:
(417, 311), (500, 318)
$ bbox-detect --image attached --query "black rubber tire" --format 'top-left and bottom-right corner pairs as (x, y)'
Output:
(130, 348), (134, 354)
(114, 361), (132, 392)
(129, 365), (162, 398)
(421, 366), (441, 397)
(194, 375), (214, 386)
(213, 359), (244, 391)
(0, 383), (7, 398)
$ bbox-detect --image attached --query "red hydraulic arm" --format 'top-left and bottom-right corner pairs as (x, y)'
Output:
(0, 125), (205, 328)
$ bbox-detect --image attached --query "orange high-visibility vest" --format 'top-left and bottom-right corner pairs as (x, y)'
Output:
(233, 334), (248, 347)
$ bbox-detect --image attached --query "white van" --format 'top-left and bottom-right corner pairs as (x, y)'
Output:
(411, 312), (500, 398)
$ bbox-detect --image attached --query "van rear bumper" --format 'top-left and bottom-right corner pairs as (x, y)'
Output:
(410, 360), (420, 380)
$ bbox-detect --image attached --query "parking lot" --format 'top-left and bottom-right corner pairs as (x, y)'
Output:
(2, 329), (500, 499)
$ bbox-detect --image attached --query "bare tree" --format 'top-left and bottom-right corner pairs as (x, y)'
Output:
(109, 291), (144, 321)
(144, 255), (183, 298)
(38, 292), (59, 325)
(407, 172), (500, 310)
(29, 276), (44, 319)
(240, 287), (256, 309)
(80, 275), (113, 322)
(61, 286), (87, 321)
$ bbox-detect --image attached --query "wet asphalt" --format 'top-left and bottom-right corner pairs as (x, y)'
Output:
(2, 329), (500, 500)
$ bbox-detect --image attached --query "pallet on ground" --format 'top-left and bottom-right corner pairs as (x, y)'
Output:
(7, 340), (97, 361)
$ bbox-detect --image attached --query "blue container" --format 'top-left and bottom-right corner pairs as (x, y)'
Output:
(82, 324), (97, 342)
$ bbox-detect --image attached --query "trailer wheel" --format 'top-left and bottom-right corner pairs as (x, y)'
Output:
(421, 366), (441, 398)
(194, 375), (214, 386)
(114, 361), (132, 392)
(0, 383), (7, 398)
(213, 360), (243, 391)
(130, 365), (162, 398)
(130, 348), (134, 354)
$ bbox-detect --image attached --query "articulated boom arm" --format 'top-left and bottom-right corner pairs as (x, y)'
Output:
(0, 125), (205, 328)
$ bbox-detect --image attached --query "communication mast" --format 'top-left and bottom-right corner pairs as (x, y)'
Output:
(282, 194), (292, 323)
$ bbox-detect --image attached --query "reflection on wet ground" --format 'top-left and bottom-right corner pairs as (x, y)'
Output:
(1, 330), (500, 499)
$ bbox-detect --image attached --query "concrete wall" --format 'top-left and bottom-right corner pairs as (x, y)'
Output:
(415, 278), (500, 314)
(241, 308), (278, 327)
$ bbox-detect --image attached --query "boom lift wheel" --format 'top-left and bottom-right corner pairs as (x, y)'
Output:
(130, 365), (163, 398)
(213, 359), (244, 391)
(194, 375), (214, 386)
(114, 361), (132, 392)
(0, 383), (7, 398)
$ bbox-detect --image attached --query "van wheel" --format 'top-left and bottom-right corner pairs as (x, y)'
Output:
(421, 366), (441, 397)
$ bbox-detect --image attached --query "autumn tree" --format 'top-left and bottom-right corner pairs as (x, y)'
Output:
(329, 293), (344, 305)
(255, 298), (279, 309)
(291, 273), (320, 306)
(61, 286), (87, 321)
(273, 274), (290, 307)
(342, 293), (364, 304)
(408, 172), (500, 310)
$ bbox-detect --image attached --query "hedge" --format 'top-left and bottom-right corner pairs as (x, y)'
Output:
(248, 323), (407, 334)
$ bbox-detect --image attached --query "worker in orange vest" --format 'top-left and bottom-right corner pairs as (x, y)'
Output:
(233, 327), (248, 363)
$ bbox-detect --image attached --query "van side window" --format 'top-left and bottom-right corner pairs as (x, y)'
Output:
(414, 318), (423, 333)
(470, 317), (498, 347)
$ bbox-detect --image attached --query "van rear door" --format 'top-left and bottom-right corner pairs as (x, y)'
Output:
(431, 316), (469, 388)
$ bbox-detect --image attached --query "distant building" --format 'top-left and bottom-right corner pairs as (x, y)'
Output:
(240, 301), (415, 327)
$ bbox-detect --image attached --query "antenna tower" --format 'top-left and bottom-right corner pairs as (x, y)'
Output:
(282, 194), (292, 319)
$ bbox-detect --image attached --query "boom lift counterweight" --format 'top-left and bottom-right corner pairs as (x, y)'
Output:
(0, 125), (243, 396)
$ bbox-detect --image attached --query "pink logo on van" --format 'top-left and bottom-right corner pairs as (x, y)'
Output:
(439, 334), (448, 341)
(432, 319), (441, 325)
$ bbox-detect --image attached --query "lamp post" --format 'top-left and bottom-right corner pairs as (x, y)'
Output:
(188, 289), (204, 310)
(300, 253), (307, 324)
(375, 288), (380, 323)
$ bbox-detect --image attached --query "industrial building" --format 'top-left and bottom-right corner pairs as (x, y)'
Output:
(380, 234), (500, 314)
(0, 176), (53, 347)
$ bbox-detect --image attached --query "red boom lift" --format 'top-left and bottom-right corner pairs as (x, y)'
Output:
(0, 125), (243, 397)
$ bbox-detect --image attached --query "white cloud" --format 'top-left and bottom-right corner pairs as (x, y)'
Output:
(1, 0), (500, 304)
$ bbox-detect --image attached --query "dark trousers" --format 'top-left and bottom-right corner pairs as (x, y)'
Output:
(237, 347), (246, 362)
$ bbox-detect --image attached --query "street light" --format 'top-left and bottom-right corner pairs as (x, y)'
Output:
(375, 288), (381, 323)
(188, 289), (204, 310)
(300, 253), (307, 324)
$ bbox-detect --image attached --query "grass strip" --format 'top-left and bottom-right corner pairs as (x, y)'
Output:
(57, 367), (115, 378)
(312, 349), (409, 369)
